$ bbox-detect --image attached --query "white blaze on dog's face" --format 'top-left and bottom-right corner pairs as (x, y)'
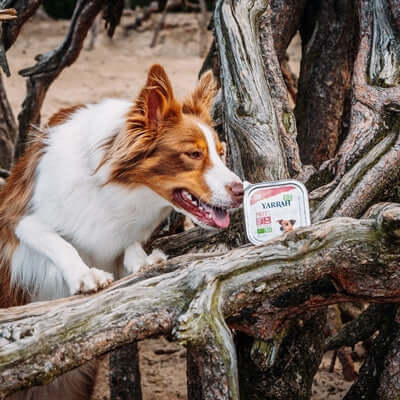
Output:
(104, 64), (243, 229)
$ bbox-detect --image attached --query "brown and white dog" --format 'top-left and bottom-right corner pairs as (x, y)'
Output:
(1, 65), (243, 398)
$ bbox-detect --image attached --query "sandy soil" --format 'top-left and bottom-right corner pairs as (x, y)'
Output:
(4, 10), (210, 123)
(5, 11), (354, 400)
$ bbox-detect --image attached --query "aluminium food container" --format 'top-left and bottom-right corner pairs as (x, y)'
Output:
(243, 179), (311, 245)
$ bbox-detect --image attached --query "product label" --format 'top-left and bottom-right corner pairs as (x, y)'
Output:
(246, 184), (308, 243)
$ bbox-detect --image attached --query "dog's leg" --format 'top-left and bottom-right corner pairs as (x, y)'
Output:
(123, 242), (167, 275)
(15, 215), (113, 295)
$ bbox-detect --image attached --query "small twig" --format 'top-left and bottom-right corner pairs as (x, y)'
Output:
(150, 0), (169, 48)
(329, 350), (337, 372)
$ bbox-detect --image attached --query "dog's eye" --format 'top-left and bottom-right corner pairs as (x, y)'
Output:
(185, 151), (202, 160)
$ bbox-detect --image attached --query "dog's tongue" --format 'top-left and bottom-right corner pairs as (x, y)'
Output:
(211, 208), (230, 229)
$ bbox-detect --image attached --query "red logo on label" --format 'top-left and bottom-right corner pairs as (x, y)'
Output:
(256, 216), (271, 225)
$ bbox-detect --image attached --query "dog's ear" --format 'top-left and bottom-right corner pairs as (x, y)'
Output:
(278, 219), (283, 224)
(290, 220), (296, 225)
(182, 71), (217, 123)
(130, 64), (181, 132)
(103, 65), (182, 183)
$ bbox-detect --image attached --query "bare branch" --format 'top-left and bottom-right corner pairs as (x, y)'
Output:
(14, 0), (107, 159)
(1, 204), (399, 398)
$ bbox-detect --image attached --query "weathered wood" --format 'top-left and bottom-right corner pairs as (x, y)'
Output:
(295, 0), (356, 167)
(344, 305), (399, 400)
(109, 342), (142, 400)
(258, 3), (308, 180)
(214, 0), (288, 181)
(0, 8), (17, 77)
(0, 72), (16, 170)
(376, 308), (400, 400)
(1, 204), (399, 398)
(309, 0), (400, 221)
(310, 0), (400, 202)
(236, 312), (326, 400)
(269, 0), (306, 60)
(1, 0), (42, 51)
(312, 132), (399, 220)
(14, 0), (108, 159)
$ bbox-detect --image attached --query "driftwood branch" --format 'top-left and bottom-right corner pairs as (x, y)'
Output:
(214, 0), (288, 181)
(1, 203), (399, 398)
(0, 0), (42, 52)
(258, 3), (308, 180)
(14, 0), (107, 159)
(309, 0), (400, 207)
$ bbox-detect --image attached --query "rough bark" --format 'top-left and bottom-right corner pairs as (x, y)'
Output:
(343, 305), (399, 400)
(14, 0), (108, 159)
(295, 0), (356, 167)
(0, 72), (16, 170)
(236, 312), (326, 400)
(214, 0), (288, 181)
(309, 0), (400, 206)
(376, 308), (400, 400)
(0, 0), (43, 52)
(0, 204), (399, 398)
(269, 0), (306, 61)
(259, 4), (308, 180)
(109, 342), (142, 400)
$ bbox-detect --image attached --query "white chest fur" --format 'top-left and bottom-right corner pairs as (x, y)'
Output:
(12, 99), (172, 300)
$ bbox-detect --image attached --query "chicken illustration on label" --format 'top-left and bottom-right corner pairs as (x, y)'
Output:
(243, 180), (311, 245)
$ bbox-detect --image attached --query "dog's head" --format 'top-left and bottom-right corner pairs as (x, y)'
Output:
(278, 219), (296, 232)
(104, 64), (243, 229)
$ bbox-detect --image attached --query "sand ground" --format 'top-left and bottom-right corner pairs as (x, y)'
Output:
(4, 11), (355, 400)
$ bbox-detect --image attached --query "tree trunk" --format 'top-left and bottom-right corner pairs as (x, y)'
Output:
(109, 342), (142, 400)
(214, 0), (288, 181)
(295, 0), (356, 167)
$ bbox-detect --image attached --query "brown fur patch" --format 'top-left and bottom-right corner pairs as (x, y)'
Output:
(100, 65), (220, 208)
(47, 104), (86, 127)
(0, 133), (46, 308)
(182, 70), (217, 124)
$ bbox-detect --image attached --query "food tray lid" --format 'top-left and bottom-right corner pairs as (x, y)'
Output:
(243, 179), (311, 245)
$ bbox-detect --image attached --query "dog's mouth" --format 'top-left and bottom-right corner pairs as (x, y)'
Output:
(173, 189), (230, 229)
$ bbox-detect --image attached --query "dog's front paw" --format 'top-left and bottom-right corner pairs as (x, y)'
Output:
(123, 243), (168, 276)
(68, 268), (114, 295)
(146, 249), (168, 265)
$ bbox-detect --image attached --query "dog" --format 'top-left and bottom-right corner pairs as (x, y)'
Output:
(278, 219), (296, 232)
(1, 64), (243, 398)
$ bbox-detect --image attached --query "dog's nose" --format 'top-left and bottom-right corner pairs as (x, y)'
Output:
(227, 181), (244, 205)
